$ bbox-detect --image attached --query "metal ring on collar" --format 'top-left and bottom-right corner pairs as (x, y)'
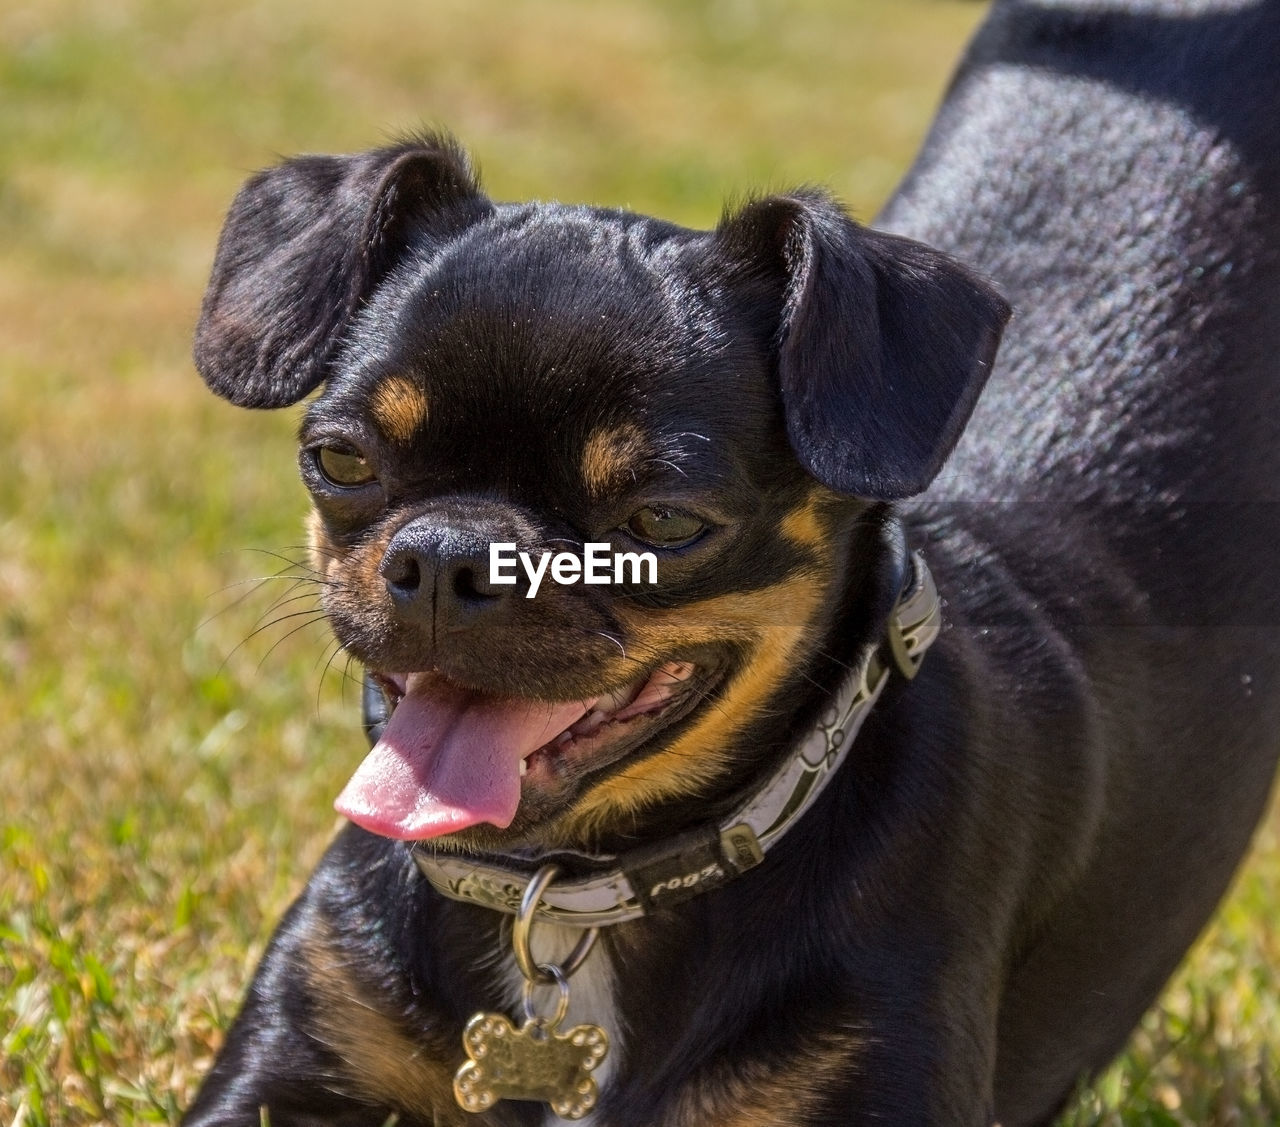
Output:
(520, 962), (571, 1026)
(513, 864), (599, 984)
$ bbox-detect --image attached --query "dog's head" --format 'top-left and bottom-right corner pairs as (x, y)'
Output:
(196, 134), (1008, 852)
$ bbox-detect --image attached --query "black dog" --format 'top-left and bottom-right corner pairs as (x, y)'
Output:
(182, 2), (1280, 1124)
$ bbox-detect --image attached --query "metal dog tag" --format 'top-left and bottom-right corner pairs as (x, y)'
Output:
(453, 1010), (609, 1120)
(454, 866), (609, 1119)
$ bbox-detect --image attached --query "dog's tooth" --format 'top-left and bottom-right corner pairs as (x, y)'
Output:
(570, 709), (612, 738)
(519, 758), (528, 776)
(608, 675), (648, 712)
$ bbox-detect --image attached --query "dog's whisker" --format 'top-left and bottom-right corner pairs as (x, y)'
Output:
(251, 588), (325, 630)
(254, 613), (332, 671)
(215, 607), (330, 673)
(199, 567), (325, 630)
(313, 634), (344, 675)
(316, 638), (351, 711)
(249, 606), (331, 637)
(240, 594), (322, 641)
(342, 652), (364, 693)
(237, 546), (325, 572)
(206, 560), (314, 598)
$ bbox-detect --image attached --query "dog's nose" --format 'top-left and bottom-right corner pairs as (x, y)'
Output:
(379, 518), (508, 627)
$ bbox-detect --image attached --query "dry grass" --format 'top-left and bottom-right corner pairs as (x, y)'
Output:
(1, 1), (1277, 1124)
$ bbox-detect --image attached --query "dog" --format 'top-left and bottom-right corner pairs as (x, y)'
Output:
(181, 1), (1280, 1124)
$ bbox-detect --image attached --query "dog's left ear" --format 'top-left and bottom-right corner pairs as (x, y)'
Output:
(195, 133), (490, 409)
(717, 192), (1011, 499)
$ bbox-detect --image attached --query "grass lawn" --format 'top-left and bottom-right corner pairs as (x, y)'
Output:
(1, 1), (1277, 1123)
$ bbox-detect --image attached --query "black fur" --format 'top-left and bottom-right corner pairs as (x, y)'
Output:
(720, 195), (1006, 498)
(183, 2), (1280, 1125)
(195, 137), (489, 408)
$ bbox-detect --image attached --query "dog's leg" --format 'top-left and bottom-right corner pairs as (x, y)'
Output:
(180, 906), (407, 1126)
(181, 828), (500, 1127)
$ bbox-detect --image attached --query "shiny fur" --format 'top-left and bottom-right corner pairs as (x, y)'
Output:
(183, 2), (1280, 1124)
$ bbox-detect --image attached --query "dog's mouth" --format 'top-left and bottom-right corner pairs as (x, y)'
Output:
(334, 661), (709, 841)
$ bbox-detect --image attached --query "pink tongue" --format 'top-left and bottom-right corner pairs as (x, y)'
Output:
(334, 677), (590, 840)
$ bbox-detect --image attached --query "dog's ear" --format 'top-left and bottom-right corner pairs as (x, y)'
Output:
(194, 134), (490, 408)
(717, 192), (1010, 499)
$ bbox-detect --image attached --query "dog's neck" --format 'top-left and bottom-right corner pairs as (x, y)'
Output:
(405, 536), (940, 929)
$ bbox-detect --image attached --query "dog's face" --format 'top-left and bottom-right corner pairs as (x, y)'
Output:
(299, 210), (832, 849)
(196, 135), (1008, 852)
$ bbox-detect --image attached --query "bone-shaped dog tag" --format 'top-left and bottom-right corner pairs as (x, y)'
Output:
(453, 1011), (609, 1120)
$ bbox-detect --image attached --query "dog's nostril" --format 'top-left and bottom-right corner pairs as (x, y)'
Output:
(452, 565), (496, 602)
(384, 552), (422, 595)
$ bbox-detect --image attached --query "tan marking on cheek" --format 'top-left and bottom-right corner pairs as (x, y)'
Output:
(371, 374), (428, 444)
(304, 926), (465, 1124)
(581, 422), (649, 499)
(306, 508), (349, 581)
(556, 566), (835, 839)
(307, 511), (403, 642)
(780, 487), (839, 559)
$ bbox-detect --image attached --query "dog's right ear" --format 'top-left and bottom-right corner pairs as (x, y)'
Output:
(194, 134), (491, 408)
(716, 192), (1009, 500)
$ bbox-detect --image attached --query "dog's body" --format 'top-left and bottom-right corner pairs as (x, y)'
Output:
(877, 4), (1280, 1118)
(183, 2), (1280, 1125)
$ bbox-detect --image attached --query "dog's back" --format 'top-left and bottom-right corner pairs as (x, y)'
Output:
(881, 1), (1280, 1117)
(886, 0), (1280, 504)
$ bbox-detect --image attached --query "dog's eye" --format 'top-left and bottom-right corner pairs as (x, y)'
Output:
(315, 444), (377, 488)
(625, 506), (705, 547)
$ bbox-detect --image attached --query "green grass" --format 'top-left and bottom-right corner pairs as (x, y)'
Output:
(1, 1), (1277, 1123)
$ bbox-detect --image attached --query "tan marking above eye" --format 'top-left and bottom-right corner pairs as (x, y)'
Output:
(581, 422), (650, 498)
(371, 375), (429, 443)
